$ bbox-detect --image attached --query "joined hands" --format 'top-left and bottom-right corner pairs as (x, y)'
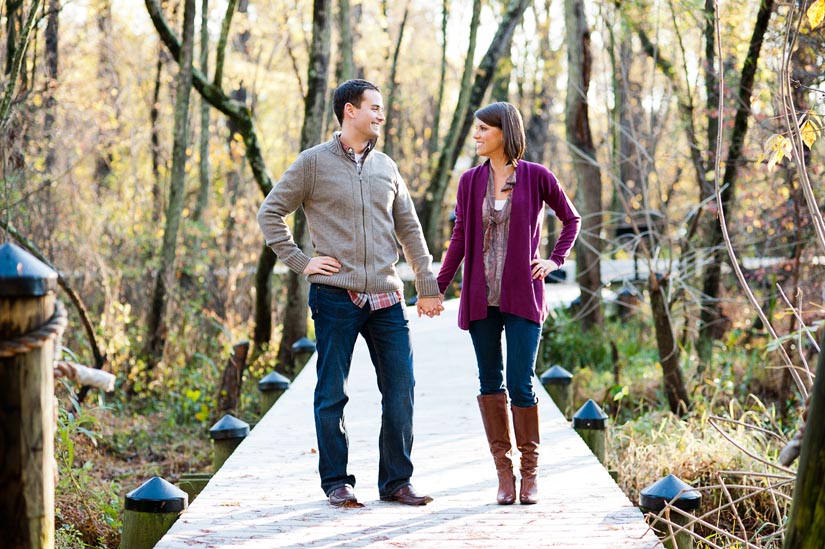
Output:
(417, 295), (444, 318)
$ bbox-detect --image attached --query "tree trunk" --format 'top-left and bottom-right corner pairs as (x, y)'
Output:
(784, 329), (825, 547)
(649, 274), (690, 415)
(94, 0), (115, 188)
(428, 0), (449, 156)
(44, 0), (59, 175)
(150, 48), (164, 223)
(276, 0), (332, 376)
(565, 0), (602, 330)
(697, 0), (774, 365)
(146, 0), (280, 360)
(253, 244), (277, 350)
(382, 0), (410, 160)
(145, 0), (196, 367)
(41, 0), (60, 257)
(4, 0), (20, 76)
(422, 0), (529, 258)
(328, 0), (356, 134)
(335, 0), (354, 83)
(523, 0), (555, 165)
(193, 0), (211, 222)
(491, 40), (512, 103)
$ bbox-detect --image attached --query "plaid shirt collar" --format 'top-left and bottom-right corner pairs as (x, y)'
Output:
(337, 133), (375, 163)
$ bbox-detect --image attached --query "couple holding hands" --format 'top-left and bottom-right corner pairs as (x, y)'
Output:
(257, 79), (580, 507)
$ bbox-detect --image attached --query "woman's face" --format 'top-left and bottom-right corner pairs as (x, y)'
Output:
(473, 119), (504, 159)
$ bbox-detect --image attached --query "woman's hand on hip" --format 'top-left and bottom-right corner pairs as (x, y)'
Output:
(530, 258), (559, 280)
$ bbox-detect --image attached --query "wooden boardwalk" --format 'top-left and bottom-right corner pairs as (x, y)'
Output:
(156, 285), (661, 548)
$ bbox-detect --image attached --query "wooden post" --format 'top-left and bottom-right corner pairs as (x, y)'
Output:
(215, 341), (250, 418)
(573, 399), (608, 465)
(121, 477), (188, 549)
(540, 365), (573, 419)
(291, 336), (316, 371)
(209, 414), (250, 472)
(785, 328), (825, 548)
(0, 243), (62, 549)
(640, 474), (701, 549)
(258, 371), (290, 413)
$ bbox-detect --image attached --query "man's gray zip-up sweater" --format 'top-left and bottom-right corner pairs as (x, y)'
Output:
(257, 134), (439, 297)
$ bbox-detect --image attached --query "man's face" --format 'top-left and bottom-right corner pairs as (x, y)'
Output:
(347, 89), (385, 140)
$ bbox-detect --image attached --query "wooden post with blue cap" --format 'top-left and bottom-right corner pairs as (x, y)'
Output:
(540, 364), (573, 419)
(258, 370), (291, 413)
(120, 477), (188, 549)
(572, 399), (608, 465)
(209, 413), (250, 471)
(0, 242), (63, 549)
(640, 474), (701, 549)
(291, 336), (316, 371)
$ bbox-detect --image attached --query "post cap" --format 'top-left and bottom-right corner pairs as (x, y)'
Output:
(209, 414), (250, 440)
(572, 399), (608, 429)
(258, 371), (290, 391)
(291, 337), (316, 354)
(125, 477), (188, 513)
(540, 365), (574, 385)
(640, 474), (702, 512)
(0, 242), (58, 297)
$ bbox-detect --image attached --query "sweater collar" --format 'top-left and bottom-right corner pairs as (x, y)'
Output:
(334, 132), (375, 161)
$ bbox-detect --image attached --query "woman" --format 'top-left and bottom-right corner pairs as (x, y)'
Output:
(437, 102), (580, 505)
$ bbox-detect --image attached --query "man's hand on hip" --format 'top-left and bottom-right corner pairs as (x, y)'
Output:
(303, 256), (341, 276)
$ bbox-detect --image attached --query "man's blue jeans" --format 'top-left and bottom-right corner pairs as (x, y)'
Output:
(308, 283), (415, 497)
(468, 307), (541, 407)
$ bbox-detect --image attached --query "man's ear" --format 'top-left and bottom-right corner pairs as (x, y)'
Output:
(344, 102), (356, 119)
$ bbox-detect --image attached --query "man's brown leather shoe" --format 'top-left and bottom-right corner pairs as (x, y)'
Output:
(380, 484), (433, 506)
(328, 484), (358, 506)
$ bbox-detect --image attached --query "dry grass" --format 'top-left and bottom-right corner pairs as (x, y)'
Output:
(610, 397), (797, 548)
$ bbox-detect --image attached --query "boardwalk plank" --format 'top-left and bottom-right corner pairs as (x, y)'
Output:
(157, 287), (661, 548)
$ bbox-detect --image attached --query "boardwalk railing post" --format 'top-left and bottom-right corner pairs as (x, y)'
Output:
(209, 414), (250, 471)
(291, 336), (316, 370)
(258, 371), (290, 413)
(573, 399), (608, 465)
(0, 242), (63, 549)
(540, 365), (573, 419)
(121, 477), (188, 549)
(640, 474), (701, 549)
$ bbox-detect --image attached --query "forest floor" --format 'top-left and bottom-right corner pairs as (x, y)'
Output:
(55, 395), (212, 548)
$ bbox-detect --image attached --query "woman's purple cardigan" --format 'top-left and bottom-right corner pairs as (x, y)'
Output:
(437, 161), (581, 330)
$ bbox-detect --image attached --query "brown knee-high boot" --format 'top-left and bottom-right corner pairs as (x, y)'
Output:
(511, 404), (540, 504)
(477, 393), (517, 505)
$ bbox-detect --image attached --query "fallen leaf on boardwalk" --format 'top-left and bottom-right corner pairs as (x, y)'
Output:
(220, 501), (241, 506)
(338, 500), (365, 508)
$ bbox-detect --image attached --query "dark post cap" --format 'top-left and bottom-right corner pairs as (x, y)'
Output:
(0, 242), (58, 297)
(125, 477), (188, 513)
(640, 474), (702, 512)
(209, 414), (250, 440)
(572, 399), (608, 429)
(258, 371), (290, 391)
(291, 337), (316, 354)
(540, 365), (573, 385)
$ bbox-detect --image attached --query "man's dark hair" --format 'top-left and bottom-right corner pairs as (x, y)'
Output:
(333, 79), (381, 126)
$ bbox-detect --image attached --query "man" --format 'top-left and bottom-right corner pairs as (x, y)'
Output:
(257, 79), (442, 507)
